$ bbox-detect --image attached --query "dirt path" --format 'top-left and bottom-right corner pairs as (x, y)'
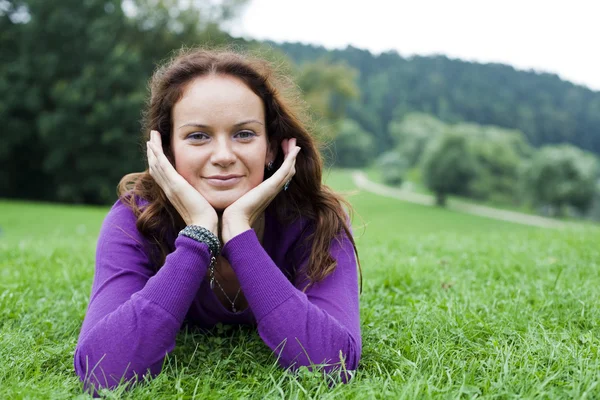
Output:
(352, 171), (566, 229)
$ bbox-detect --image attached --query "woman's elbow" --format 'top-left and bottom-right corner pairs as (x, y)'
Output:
(278, 335), (361, 380)
(73, 346), (162, 393)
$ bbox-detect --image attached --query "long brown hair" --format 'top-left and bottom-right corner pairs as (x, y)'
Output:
(118, 47), (361, 290)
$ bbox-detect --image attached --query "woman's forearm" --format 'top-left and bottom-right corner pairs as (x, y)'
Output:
(75, 236), (211, 391)
(257, 291), (362, 373)
(74, 294), (181, 390)
(222, 229), (361, 375)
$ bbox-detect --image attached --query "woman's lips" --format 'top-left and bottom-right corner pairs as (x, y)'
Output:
(204, 175), (243, 187)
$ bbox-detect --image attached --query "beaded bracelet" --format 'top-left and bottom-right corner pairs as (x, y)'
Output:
(179, 225), (220, 259)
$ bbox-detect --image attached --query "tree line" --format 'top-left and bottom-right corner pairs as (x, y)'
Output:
(0, 0), (357, 204)
(275, 42), (600, 157)
(333, 112), (599, 218)
(2, 0), (599, 220)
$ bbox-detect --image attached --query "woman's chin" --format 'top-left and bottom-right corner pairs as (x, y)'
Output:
(208, 200), (233, 212)
(205, 193), (240, 212)
(200, 184), (257, 212)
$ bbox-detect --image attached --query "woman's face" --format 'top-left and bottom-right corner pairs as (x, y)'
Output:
(171, 74), (274, 211)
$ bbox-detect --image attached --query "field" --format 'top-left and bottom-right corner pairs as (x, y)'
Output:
(1, 169), (600, 398)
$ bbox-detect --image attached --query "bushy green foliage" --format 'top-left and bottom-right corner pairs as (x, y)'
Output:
(277, 42), (600, 157)
(387, 114), (531, 205)
(0, 0), (239, 204)
(1, 0), (144, 203)
(376, 151), (407, 186)
(388, 112), (446, 167)
(522, 144), (599, 215)
(375, 111), (600, 220)
(332, 119), (375, 168)
(421, 129), (479, 206)
(465, 125), (531, 203)
(1, 0), (362, 204)
(295, 59), (360, 142)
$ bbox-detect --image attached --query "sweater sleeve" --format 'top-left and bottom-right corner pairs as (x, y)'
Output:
(221, 226), (361, 379)
(73, 200), (211, 392)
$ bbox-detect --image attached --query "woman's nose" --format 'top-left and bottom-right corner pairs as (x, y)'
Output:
(210, 137), (236, 167)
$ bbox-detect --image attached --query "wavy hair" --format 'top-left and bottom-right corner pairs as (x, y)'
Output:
(118, 47), (361, 290)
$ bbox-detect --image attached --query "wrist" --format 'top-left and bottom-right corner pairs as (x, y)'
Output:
(221, 219), (251, 245)
(179, 225), (220, 259)
(190, 219), (218, 236)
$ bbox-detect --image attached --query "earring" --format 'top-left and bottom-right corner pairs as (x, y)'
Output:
(266, 161), (274, 171)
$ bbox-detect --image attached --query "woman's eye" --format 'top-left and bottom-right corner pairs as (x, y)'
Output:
(188, 132), (209, 141)
(235, 130), (256, 140)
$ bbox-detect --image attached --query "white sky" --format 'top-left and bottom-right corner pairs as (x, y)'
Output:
(230, 0), (600, 91)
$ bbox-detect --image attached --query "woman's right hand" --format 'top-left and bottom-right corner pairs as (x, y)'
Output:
(147, 130), (218, 235)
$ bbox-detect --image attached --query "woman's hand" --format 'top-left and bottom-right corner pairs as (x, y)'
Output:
(221, 138), (301, 244)
(146, 130), (218, 235)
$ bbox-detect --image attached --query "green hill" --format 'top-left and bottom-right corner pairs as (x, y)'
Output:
(272, 41), (600, 155)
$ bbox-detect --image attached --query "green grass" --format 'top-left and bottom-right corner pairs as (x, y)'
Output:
(2, 170), (600, 398)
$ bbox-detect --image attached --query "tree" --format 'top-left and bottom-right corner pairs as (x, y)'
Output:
(0, 0), (144, 202)
(0, 0), (247, 203)
(376, 151), (408, 186)
(278, 42), (600, 158)
(332, 119), (375, 168)
(464, 125), (531, 203)
(522, 144), (599, 216)
(295, 58), (359, 143)
(388, 112), (447, 167)
(421, 129), (478, 206)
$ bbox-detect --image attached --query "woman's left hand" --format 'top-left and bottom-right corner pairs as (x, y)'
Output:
(221, 138), (301, 244)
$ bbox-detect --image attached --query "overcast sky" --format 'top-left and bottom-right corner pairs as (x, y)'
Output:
(229, 0), (600, 91)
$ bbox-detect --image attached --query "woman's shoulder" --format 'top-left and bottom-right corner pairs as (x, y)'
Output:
(99, 193), (151, 246)
(104, 192), (146, 222)
(95, 194), (159, 274)
(268, 205), (352, 240)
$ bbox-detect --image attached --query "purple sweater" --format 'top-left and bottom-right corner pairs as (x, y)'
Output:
(74, 198), (361, 390)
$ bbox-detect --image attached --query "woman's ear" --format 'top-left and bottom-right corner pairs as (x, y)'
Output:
(266, 139), (278, 165)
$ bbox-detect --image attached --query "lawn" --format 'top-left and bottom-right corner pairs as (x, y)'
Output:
(1, 169), (599, 398)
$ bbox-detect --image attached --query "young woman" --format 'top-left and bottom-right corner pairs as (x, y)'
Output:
(74, 48), (362, 392)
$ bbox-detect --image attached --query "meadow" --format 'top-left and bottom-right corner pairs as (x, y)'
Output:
(1, 170), (599, 399)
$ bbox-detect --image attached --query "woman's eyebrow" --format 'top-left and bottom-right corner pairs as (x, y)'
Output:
(178, 119), (264, 129)
(234, 119), (264, 127)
